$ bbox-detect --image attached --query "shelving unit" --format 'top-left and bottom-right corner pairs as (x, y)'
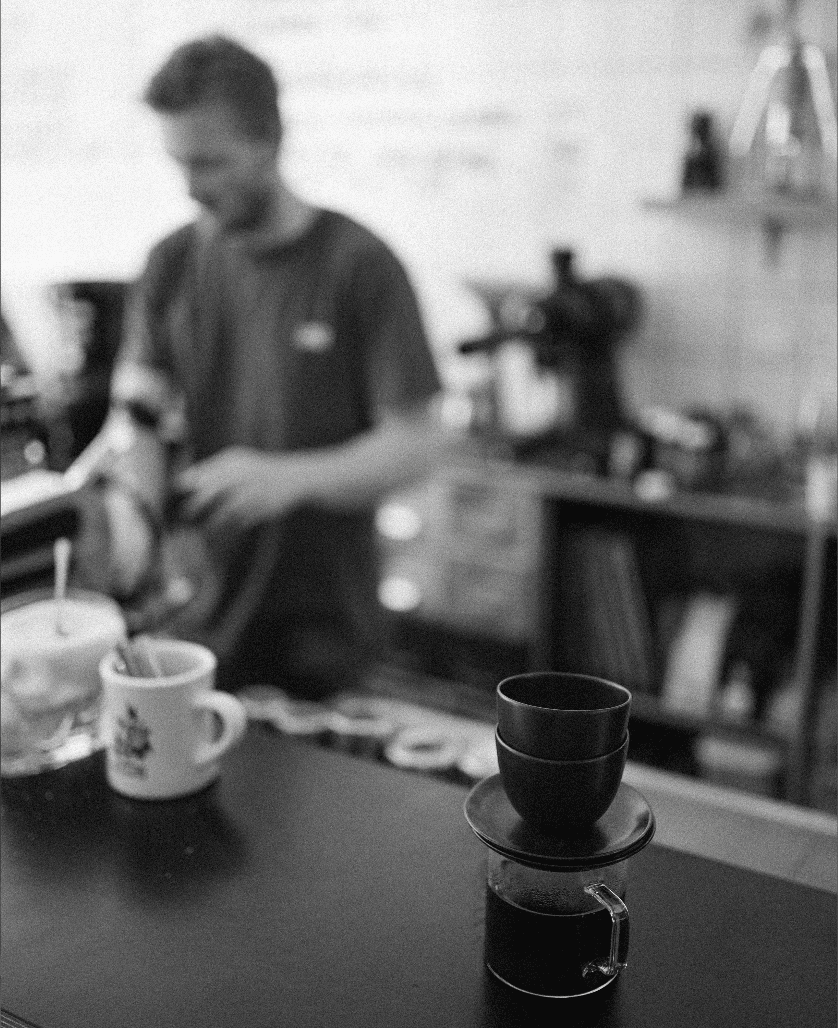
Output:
(379, 457), (836, 809)
(511, 457), (832, 807)
(628, 180), (836, 796)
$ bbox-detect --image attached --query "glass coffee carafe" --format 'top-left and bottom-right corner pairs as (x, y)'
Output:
(465, 776), (655, 999)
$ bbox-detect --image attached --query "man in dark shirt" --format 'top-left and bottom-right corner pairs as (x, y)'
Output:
(94, 35), (454, 696)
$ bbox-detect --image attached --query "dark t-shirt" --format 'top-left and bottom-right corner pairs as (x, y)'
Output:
(116, 209), (441, 694)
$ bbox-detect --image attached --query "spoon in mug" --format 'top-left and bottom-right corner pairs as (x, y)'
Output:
(116, 637), (164, 678)
(53, 537), (72, 637)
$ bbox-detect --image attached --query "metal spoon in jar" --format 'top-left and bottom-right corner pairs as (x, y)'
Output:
(53, 537), (72, 637)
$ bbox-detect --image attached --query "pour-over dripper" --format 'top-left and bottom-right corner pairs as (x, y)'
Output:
(465, 777), (655, 998)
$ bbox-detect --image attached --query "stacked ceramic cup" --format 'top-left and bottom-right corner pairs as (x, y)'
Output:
(495, 672), (631, 834)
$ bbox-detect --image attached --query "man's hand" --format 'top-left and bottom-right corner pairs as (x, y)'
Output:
(176, 447), (310, 533)
(175, 405), (471, 534)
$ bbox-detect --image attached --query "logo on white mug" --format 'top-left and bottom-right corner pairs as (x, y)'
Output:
(113, 705), (153, 777)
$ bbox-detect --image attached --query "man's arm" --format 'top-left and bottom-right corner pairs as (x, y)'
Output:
(176, 397), (471, 533)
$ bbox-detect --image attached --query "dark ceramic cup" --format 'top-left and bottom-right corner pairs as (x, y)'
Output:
(497, 672), (631, 761)
(495, 729), (629, 833)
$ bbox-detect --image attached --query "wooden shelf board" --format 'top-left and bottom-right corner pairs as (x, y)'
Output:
(630, 692), (791, 750)
(642, 192), (838, 230)
(458, 457), (835, 538)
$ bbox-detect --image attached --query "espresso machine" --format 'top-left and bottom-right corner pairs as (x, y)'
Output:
(460, 248), (642, 467)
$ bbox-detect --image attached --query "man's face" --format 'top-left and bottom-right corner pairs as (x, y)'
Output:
(159, 101), (278, 232)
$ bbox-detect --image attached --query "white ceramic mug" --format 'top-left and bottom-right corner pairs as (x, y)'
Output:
(100, 639), (246, 799)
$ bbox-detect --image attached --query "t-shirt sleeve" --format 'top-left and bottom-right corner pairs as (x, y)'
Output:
(348, 239), (441, 420)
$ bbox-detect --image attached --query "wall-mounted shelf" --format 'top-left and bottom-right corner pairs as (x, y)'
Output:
(642, 192), (838, 233)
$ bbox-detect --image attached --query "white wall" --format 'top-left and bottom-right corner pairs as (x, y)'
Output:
(2, 0), (836, 433)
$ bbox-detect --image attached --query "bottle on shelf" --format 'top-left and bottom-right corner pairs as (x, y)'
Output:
(681, 110), (724, 193)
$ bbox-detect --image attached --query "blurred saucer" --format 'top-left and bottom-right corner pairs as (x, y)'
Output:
(456, 735), (500, 782)
(239, 685), (333, 738)
(327, 695), (400, 741)
(384, 727), (461, 773)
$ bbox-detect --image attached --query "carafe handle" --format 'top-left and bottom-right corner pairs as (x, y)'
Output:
(583, 882), (630, 979)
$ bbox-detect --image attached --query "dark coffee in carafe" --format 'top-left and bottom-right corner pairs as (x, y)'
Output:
(484, 881), (629, 998)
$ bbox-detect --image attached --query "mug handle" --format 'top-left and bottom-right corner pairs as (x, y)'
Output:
(582, 882), (630, 979)
(192, 692), (247, 767)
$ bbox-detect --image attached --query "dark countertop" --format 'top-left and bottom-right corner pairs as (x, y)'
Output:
(2, 728), (836, 1028)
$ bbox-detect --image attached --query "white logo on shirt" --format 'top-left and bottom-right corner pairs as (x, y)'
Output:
(292, 322), (335, 353)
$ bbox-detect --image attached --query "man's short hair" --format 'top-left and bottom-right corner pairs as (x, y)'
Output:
(144, 35), (281, 147)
